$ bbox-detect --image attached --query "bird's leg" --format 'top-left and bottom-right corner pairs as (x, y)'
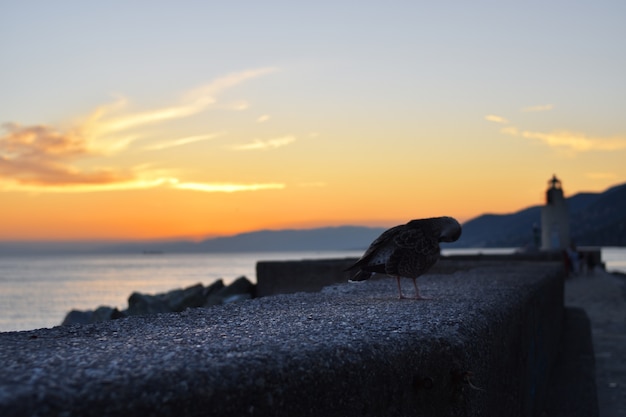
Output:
(396, 276), (407, 299)
(412, 278), (432, 300)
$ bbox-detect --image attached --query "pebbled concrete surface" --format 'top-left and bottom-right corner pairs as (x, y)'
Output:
(0, 261), (563, 417)
(565, 270), (626, 417)
(543, 307), (598, 417)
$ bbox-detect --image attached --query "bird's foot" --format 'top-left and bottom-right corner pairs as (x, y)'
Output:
(412, 294), (434, 300)
(409, 279), (433, 300)
(398, 293), (433, 300)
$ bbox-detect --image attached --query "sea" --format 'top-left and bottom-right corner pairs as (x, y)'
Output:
(1, 247), (625, 333)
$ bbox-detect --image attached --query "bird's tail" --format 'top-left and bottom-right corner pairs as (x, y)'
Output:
(348, 269), (373, 282)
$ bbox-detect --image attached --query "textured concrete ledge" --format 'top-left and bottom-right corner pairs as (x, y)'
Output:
(256, 250), (601, 297)
(0, 261), (563, 417)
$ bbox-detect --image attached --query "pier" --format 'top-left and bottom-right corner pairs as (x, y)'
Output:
(0, 256), (598, 416)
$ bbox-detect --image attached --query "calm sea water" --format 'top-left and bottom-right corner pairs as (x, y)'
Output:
(1, 248), (624, 333)
(0, 251), (362, 332)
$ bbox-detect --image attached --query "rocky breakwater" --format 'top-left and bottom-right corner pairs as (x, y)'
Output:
(61, 276), (255, 326)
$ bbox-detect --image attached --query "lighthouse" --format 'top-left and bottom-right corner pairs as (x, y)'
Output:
(541, 175), (570, 250)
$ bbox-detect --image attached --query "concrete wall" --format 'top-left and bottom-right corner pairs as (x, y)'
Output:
(255, 256), (511, 297)
(0, 261), (564, 417)
(256, 253), (591, 297)
(256, 257), (357, 297)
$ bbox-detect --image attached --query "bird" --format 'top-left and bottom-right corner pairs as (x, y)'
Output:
(346, 216), (462, 299)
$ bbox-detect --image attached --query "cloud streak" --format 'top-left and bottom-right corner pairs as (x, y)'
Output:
(143, 133), (223, 151)
(1, 67), (284, 193)
(181, 68), (278, 107)
(522, 104), (554, 112)
(486, 108), (626, 154)
(86, 67), (279, 150)
(171, 180), (285, 193)
(501, 127), (626, 152)
(0, 175), (285, 194)
(231, 135), (296, 151)
(484, 115), (508, 124)
(0, 123), (133, 186)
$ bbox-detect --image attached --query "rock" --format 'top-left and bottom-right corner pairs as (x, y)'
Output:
(92, 306), (125, 322)
(204, 295), (223, 307)
(167, 283), (206, 312)
(203, 279), (225, 297)
(221, 276), (256, 298)
(61, 307), (125, 326)
(127, 292), (170, 316)
(204, 276), (256, 307)
(61, 310), (93, 326)
(61, 277), (255, 325)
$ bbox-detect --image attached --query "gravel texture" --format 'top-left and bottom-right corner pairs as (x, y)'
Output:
(0, 261), (563, 417)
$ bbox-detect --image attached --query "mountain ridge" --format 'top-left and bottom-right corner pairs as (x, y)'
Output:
(450, 181), (626, 248)
(0, 226), (387, 255)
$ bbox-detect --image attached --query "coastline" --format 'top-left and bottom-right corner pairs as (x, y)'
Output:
(0, 247), (624, 333)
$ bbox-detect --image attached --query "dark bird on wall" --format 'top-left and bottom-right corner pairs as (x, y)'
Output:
(346, 216), (462, 299)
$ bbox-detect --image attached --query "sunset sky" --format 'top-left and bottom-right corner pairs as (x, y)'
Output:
(1, 1), (625, 241)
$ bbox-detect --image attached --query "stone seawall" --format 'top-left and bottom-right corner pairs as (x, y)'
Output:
(0, 261), (564, 417)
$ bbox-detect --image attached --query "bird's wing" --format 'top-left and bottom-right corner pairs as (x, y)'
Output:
(393, 227), (425, 248)
(346, 224), (404, 270)
(387, 245), (440, 277)
(387, 235), (440, 277)
(348, 269), (374, 282)
(386, 227), (440, 276)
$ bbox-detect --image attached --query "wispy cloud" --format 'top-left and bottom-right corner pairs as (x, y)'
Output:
(231, 135), (296, 151)
(0, 123), (132, 187)
(486, 108), (626, 154)
(522, 104), (554, 112)
(171, 180), (285, 193)
(93, 101), (210, 135)
(501, 127), (626, 152)
(181, 68), (278, 107)
(0, 175), (285, 194)
(484, 114), (508, 124)
(0, 67), (284, 193)
(0, 177), (167, 193)
(256, 114), (270, 123)
(87, 67), (279, 149)
(143, 133), (223, 151)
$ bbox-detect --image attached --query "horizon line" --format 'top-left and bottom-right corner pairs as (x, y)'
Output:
(0, 223), (394, 244)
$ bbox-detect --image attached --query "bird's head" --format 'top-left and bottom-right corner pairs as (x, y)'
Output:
(438, 216), (462, 243)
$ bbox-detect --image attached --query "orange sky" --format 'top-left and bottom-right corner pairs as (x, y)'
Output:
(2, 3), (625, 241)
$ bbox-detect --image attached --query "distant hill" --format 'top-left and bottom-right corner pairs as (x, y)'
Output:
(138, 226), (386, 253)
(0, 226), (386, 255)
(569, 182), (626, 246)
(196, 226), (385, 252)
(451, 181), (626, 248)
